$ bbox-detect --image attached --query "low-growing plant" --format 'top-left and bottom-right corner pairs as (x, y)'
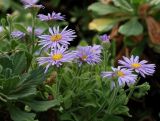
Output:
(0, 0), (156, 121)
(88, 0), (160, 55)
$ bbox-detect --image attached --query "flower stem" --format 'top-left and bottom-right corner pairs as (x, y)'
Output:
(106, 84), (119, 114)
(127, 77), (141, 99)
(31, 14), (36, 54)
(72, 65), (82, 91)
(7, 15), (12, 41)
(55, 68), (62, 97)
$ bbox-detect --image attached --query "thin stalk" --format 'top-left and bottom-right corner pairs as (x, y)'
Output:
(127, 77), (140, 99)
(31, 14), (36, 54)
(7, 16), (12, 41)
(106, 85), (119, 114)
(71, 65), (82, 90)
(55, 68), (61, 97)
(101, 44), (111, 94)
(8, 22), (12, 41)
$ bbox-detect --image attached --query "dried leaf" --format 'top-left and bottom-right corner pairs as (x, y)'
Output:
(138, 3), (150, 18)
(45, 71), (57, 85)
(110, 24), (123, 43)
(146, 16), (160, 44)
(100, 0), (112, 4)
(131, 34), (144, 43)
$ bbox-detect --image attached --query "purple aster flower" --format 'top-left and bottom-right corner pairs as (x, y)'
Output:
(37, 46), (75, 73)
(38, 26), (76, 49)
(38, 11), (65, 21)
(118, 55), (156, 77)
(91, 45), (103, 54)
(76, 45), (102, 65)
(21, 0), (43, 9)
(101, 67), (137, 86)
(27, 26), (43, 36)
(11, 31), (25, 39)
(100, 34), (110, 43)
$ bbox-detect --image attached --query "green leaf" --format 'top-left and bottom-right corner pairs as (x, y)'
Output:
(130, 0), (146, 4)
(11, 51), (27, 75)
(113, 0), (134, 12)
(150, 3), (160, 12)
(0, 65), (3, 73)
(3, 76), (20, 94)
(124, 37), (136, 46)
(118, 18), (143, 36)
(113, 105), (131, 116)
(1, 0), (10, 10)
(60, 113), (73, 121)
(0, 55), (13, 70)
(3, 67), (45, 100)
(133, 82), (150, 98)
(0, 39), (11, 51)
(150, 0), (160, 5)
(88, 2), (122, 15)
(11, 40), (19, 49)
(51, 0), (61, 7)
(15, 43), (28, 51)
(22, 97), (62, 112)
(9, 106), (36, 121)
(4, 68), (12, 78)
(25, 52), (33, 71)
(14, 24), (28, 33)
(131, 40), (146, 55)
(63, 90), (73, 109)
(104, 115), (124, 121)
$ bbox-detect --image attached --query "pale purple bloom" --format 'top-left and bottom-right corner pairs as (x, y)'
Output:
(37, 46), (75, 73)
(91, 45), (103, 54)
(21, 0), (38, 4)
(100, 34), (110, 43)
(0, 26), (3, 33)
(118, 55), (156, 77)
(101, 67), (137, 86)
(38, 26), (76, 49)
(76, 45), (102, 65)
(27, 26), (43, 36)
(11, 31), (25, 39)
(38, 11), (65, 21)
(21, 0), (43, 9)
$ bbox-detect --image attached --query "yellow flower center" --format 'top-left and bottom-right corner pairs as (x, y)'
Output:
(117, 71), (125, 77)
(131, 63), (141, 69)
(52, 53), (63, 61)
(82, 55), (87, 60)
(50, 34), (62, 42)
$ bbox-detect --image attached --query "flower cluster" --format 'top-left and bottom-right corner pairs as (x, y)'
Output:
(101, 55), (155, 87)
(11, 26), (44, 39)
(34, 2), (103, 72)
(20, 1), (155, 84)
(75, 45), (102, 65)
